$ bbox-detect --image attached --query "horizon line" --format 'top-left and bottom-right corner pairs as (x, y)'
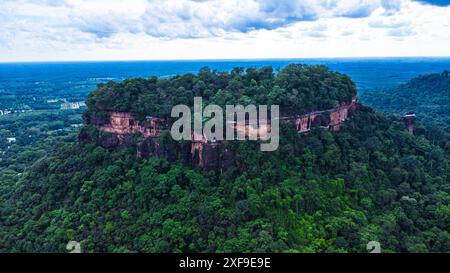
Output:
(1, 56), (450, 64)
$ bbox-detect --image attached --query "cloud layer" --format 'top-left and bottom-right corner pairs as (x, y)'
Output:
(0, 0), (449, 61)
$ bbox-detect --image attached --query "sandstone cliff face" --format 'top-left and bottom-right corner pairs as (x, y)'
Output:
(88, 111), (235, 170)
(290, 96), (357, 133)
(89, 96), (357, 169)
(191, 141), (235, 171)
(329, 98), (355, 131)
(98, 112), (165, 143)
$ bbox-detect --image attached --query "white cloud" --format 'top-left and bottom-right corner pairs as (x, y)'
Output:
(0, 0), (449, 61)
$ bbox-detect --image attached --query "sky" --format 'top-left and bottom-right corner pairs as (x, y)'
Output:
(0, 0), (450, 62)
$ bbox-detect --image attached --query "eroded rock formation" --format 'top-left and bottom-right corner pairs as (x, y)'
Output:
(403, 113), (416, 135)
(285, 96), (357, 133)
(99, 112), (166, 142)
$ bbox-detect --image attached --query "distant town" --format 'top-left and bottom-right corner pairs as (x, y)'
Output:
(0, 98), (86, 117)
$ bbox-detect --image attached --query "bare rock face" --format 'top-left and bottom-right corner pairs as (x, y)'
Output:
(220, 148), (235, 170)
(137, 136), (191, 163)
(99, 134), (122, 149)
(137, 137), (162, 158)
(403, 113), (416, 135)
(296, 115), (310, 133)
(97, 112), (166, 141)
(190, 142), (235, 171)
(330, 99), (354, 131)
(89, 96), (357, 170)
(292, 96), (357, 133)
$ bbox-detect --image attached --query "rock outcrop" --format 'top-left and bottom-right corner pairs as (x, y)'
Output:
(99, 112), (166, 143)
(403, 113), (416, 135)
(89, 96), (358, 169)
(287, 96), (357, 133)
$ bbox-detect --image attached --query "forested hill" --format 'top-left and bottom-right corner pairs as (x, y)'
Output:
(361, 71), (450, 130)
(0, 66), (449, 253)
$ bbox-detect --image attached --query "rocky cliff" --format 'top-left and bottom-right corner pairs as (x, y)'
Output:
(289, 96), (357, 132)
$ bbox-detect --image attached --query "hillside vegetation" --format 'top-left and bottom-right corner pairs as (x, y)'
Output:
(361, 71), (450, 130)
(0, 66), (448, 253)
(85, 64), (356, 124)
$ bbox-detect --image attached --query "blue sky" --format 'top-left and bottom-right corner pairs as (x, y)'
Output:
(0, 0), (449, 62)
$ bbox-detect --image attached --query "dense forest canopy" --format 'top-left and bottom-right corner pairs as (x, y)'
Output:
(0, 65), (449, 253)
(361, 71), (450, 130)
(84, 64), (356, 124)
